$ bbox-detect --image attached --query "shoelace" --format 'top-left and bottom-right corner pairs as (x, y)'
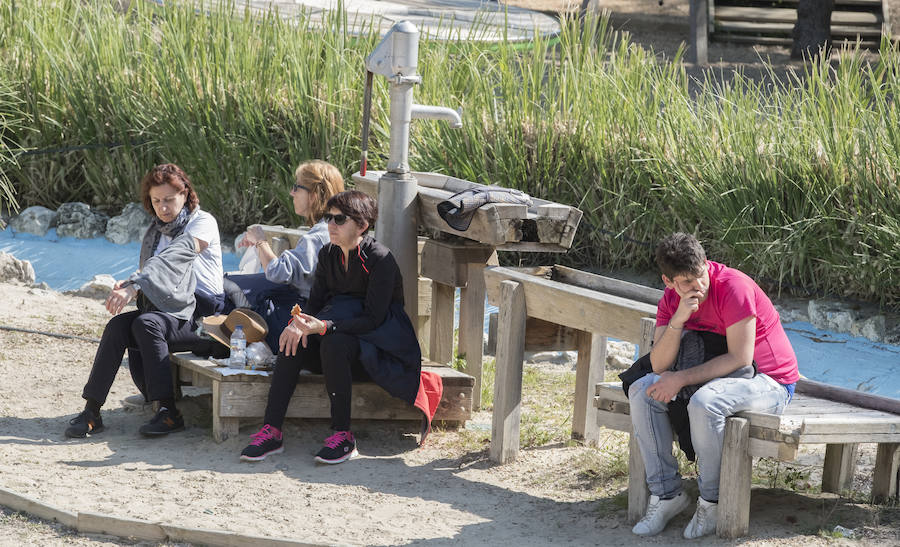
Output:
(323, 431), (351, 448)
(249, 425), (278, 446)
(694, 503), (710, 530)
(638, 499), (663, 525)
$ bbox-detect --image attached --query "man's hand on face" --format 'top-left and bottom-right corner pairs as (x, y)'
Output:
(671, 289), (703, 327)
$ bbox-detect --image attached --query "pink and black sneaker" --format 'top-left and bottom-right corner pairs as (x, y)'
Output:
(240, 424), (283, 462)
(314, 431), (358, 464)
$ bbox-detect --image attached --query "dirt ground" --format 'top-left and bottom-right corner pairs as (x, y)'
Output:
(1, 280), (899, 546)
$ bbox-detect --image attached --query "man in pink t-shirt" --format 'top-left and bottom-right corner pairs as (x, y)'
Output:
(628, 233), (798, 539)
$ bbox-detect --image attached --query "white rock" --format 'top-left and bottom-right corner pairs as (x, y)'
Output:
(851, 315), (886, 343)
(524, 350), (577, 366)
(808, 300), (857, 333)
(105, 202), (151, 244)
(9, 205), (58, 236)
(66, 274), (116, 299)
(0, 252), (35, 284)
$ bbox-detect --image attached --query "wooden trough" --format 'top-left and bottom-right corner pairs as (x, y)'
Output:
(351, 170), (583, 252)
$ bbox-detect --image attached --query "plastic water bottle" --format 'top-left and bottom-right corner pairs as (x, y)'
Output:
(229, 325), (247, 369)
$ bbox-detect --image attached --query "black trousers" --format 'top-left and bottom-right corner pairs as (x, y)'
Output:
(82, 309), (197, 406)
(263, 332), (370, 431)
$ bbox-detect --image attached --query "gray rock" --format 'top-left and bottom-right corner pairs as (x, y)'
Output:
(0, 252), (36, 284)
(30, 281), (52, 291)
(851, 315), (886, 343)
(65, 274), (116, 299)
(9, 205), (58, 236)
(808, 299), (857, 333)
(56, 202), (109, 239)
(525, 350), (577, 366)
(105, 202), (152, 244)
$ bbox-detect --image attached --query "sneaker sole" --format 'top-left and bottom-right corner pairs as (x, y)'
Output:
(314, 447), (359, 465)
(139, 425), (185, 437)
(240, 446), (284, 462)
(65, 425), (105, 439)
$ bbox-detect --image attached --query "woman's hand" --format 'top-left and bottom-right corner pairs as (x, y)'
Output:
(239, 224), (266, 247)
(105, 283), (137, 315)
(279, 322), (306, 356)
(292, 312), (326, 336)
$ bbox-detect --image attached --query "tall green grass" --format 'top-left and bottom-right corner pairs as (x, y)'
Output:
(0, 0), (898, 306)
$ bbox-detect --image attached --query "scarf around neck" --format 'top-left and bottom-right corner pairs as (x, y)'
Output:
(140, 206), (193, 268)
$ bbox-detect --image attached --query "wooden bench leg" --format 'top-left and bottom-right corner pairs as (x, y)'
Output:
(873, 443), (900, 503)
(459, 262), (487, 410)
(211, 379), (239, 443)
(489, 280), (526, 464)
(572, 331), (606, 445)
(822, 443), (859, 494)
(429, 281), (455, 365)
(717, 416), (751, 538)
(627, 433), (649, 523)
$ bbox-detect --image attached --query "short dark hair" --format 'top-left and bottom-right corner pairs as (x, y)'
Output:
(140, 164), (199, 217)
(655, 232), (707, 279)
(325, 190), (377, 228)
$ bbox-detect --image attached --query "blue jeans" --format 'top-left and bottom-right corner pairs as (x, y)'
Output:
(629, 372), (789, 501)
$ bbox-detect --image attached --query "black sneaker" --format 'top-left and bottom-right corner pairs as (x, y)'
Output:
(314, 431), (358, 464)
(240, 424), (284, 462)
(65, 410), (104, 438)
(139, 407), (185, 437)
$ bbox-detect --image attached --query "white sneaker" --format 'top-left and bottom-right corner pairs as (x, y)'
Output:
(631, 492), (690, 536)
(683, 497), (718, 539)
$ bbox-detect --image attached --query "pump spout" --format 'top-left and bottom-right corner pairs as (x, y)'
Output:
(411, 104), (462, 129)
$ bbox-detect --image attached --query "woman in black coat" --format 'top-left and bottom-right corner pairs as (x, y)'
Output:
(240, 190), (423, 464)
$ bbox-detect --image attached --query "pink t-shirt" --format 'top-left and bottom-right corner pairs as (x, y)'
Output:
(656, 261), (799, 385)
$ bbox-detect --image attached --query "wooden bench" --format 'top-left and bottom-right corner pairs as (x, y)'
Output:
(689, 0), (890, 64)
(170, 352), (475, 442)
(594, 361), (900, 537)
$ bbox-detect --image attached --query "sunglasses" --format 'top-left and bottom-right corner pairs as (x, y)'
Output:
(291, 184), (311, 193)
(322, 212), (350, 226)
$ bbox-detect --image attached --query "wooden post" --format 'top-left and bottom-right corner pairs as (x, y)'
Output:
(627, 433), (650, 523)
(211, 380), (239, 443)
(822, 443), (859, 494)
(459, 261), (487, 409)
(873, 443), (900, 503)
(717, 417), (752, 538)
(572, 331), (606, 445)
(490, 280), (526, 464)
(689, 0), (709, 66)
(429, 281), (455, 365)
(639, 317), (655, 357)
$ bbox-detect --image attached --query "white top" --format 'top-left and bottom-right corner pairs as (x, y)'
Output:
(154, 208), (224, 296)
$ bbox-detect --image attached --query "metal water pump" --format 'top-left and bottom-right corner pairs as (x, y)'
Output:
(361, 21), (462, 320)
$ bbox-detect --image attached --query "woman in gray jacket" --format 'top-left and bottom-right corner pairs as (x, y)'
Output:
(65, 164), (221, 439)
(225, 160), (345, 352)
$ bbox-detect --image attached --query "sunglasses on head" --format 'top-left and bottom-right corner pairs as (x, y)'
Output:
(291, 183), (311, 193)
(323, 212), (350, 225)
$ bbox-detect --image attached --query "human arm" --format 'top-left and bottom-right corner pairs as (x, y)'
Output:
(646, 315), (757, 402)
(129, 234), (201, 319)
(649, 288), (703, 373)
(239, 225), (276, 269)
(264, 225), (325, 290)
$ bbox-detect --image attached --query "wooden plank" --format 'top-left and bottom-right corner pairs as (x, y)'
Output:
(162, 525), (323, 547)
(484, 267), (657, 343)
(718, 417), (752, 538)
(799, 416), (900, 435)
(551, 265), (663, 306)
(715, 20), (882, 37)
(639, 317), (655, 358)
(212, 378), (240, 443)
(799, 432), (900, 444)
(748, 437), (799, 461)
(429, 281), (455, 365)
(872, 443), (900, 503)
(490, 280), (527, 464)
(796, 378), (900, 415)
(77, 512), (167, 542)
(595, 409), (634, 433)
(459, 261), (487, 410)
(714, 6), (882, 25)
(627, 434), (649, 523)
(822, 443), (859, 494)
(0, 488), (78, 528)
(420, 239), (496, 288)
(595, 382), (628, 403)
(573, 331), (607, 445)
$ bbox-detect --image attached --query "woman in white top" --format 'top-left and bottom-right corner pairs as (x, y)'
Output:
(224, 160), (345, 352)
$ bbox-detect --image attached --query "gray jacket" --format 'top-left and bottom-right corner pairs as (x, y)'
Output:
(129, 233), (198, 320)
(264, 220), (329, 299)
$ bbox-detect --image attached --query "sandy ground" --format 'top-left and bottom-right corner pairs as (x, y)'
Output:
(1, 280), (899, 546)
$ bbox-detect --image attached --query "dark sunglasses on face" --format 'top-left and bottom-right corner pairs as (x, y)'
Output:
(291, 184), (311, 193)
(323, 212), (350, 226)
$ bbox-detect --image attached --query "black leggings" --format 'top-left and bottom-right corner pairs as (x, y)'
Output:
(263, 332), (370, 431)
(82, 310), (197, 406)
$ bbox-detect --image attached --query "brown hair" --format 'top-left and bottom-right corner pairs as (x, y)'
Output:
(139, 164), (199, 217)
(325, 190), (378, 229)
(655, 232), (708, 280)
(295, 160), (345, 224)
